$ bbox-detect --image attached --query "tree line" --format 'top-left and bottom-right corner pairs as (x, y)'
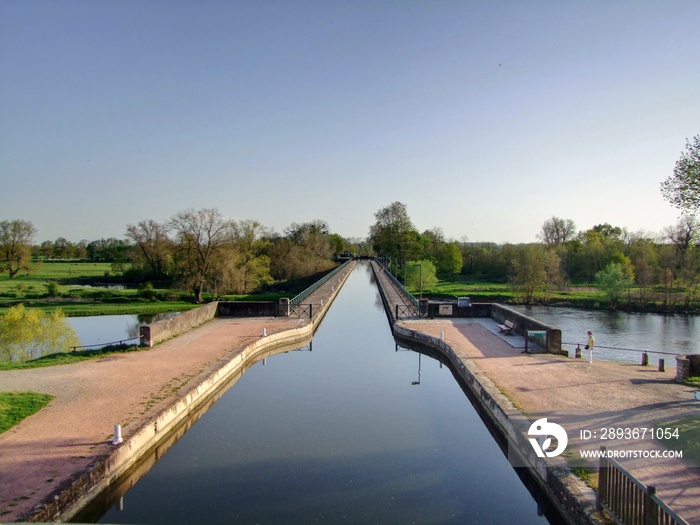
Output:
(0, 209), (363, 303)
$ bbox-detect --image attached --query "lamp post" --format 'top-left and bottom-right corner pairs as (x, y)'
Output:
(418, 263), (423, 300)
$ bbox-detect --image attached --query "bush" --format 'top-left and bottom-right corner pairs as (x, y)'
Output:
(138, 282), (157, 300)
(0, 305), (79, 362)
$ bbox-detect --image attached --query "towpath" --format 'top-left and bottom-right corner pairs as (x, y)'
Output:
(0, 265), (349, 522)
(371, 261), (700, 523)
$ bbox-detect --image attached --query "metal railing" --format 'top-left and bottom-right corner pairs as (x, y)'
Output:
(70, 335), (143, 352)
(597, 447), (690, 525)
(381, 265), (419, 310)
(290, 259), (353, 308)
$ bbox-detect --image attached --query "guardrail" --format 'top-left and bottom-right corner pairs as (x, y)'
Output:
(290, 259), (353, 309)
(70, 335), (143, 352)
(597, 446), (689, 525)
(380, 264), (419, 311)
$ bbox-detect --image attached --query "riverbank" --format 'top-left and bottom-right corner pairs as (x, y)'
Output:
(0, 262), (356, 521)
(394, 319), (700, 525)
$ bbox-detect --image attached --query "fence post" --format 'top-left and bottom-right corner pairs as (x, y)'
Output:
(644, 485), (657, 525)
(395, 304), (399, 319)
(597, 446), (607, 511)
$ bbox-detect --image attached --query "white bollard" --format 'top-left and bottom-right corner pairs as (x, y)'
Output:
(320, 299), (324, 306)
(113, 424), (123, 445)
(440, 331), (444, 340)
(262, 328), (267, 337)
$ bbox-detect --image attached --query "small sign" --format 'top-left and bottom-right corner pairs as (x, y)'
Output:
(457, 297), (471, 307)
(439, 305), (453, 316)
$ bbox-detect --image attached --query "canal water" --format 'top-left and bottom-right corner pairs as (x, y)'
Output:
(76, 262), (557, 524)
(513, 305), (699, 364)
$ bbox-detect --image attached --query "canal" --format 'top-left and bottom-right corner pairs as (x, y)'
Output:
(75, 262), (559, 524)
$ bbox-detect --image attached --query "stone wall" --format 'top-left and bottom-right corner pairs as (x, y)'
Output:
(216, 301), (278, 317)
(675, 354), (700, 382)
(140, 302), (219, 347)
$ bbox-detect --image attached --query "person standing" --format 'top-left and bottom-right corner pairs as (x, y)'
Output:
(586, 331), (595, 363)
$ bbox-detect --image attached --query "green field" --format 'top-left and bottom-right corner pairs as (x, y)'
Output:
(0, 262), (196, 316)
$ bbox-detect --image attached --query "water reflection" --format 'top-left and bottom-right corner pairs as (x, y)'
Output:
(67, 312), (180, 348)
(76, 263), (558, 524)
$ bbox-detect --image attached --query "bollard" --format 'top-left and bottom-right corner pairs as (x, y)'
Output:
(440, 331), (444, 340)
(659, 359), (665, 372)
(113, 424), (123, 445)
(262, 328), (267, 337)
(575, 344), (581, 359)
(320, 299), (324, 306)
(642, 352), (648, 366)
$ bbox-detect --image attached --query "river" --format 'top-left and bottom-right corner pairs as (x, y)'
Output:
(512, 305), (699, 364)
(74, 262), (559, 524)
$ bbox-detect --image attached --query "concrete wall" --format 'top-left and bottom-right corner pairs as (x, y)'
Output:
(424, 301), (492, 318)
(392, 324), (601, 525)
(491, 304), (563, 355)
(140, 302), (219, 347)
(216, 301), (278, 317)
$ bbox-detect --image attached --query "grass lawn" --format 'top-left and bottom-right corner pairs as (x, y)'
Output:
(0, 392), (54, 434)
(0, 344), (144, 371)
(659, 415), (700, 465)
(0, 262), (198, 316)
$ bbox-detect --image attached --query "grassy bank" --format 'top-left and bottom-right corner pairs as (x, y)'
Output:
(403, 274), (699, 313)
(0, 392), (54, 434)
(0, 344), (144, 371)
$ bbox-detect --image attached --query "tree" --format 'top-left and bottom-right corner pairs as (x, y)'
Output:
(435, 242), (463, 275)
(405, 260), (438, 294)
(126, 220), (173, 280)
(538, 216), (576, 246)
(229, 219), (273, 294)
(0, 219), (36, 278)
(369, 202), (421, 263)
(595, 262), (633, 309)
(509, 244), (547, 304)
(660, 134), (700, 214)
(170, 208), (230, 303)
(0, 305), (79, 362)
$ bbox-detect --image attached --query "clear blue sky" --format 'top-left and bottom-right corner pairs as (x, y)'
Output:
(2, 1), (698, 244)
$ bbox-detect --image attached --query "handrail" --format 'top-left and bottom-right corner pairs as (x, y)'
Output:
(598, 446), (690, 525)
(290, 259), (353, 307)
(70, 335), (143, 352)
(562, 341), (684, 357)
(381, 265), (419, 309)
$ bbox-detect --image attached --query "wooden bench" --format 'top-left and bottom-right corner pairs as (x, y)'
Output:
(498, 320), (515, 335)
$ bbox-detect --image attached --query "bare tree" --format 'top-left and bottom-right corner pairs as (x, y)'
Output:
(126, 219), (173, 280)
(169, 208), (230, 303)
(538, 216), (576, 246)
(0, 219), (37, 278)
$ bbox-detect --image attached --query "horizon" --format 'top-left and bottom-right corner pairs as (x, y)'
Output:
(2, 2), (698, 244)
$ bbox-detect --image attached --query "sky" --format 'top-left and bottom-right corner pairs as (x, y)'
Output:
(1, 1), (699, 245)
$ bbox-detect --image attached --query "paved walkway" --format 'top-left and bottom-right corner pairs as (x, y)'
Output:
(398, 318), (700, 524)
(0, 264), (352, 522)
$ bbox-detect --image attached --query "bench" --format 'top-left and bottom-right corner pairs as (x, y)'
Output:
(498, 320), (515, 335)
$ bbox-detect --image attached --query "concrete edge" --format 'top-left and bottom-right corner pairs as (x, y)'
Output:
(24, 262), (356, 523)
(391, 323), (604, 525)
